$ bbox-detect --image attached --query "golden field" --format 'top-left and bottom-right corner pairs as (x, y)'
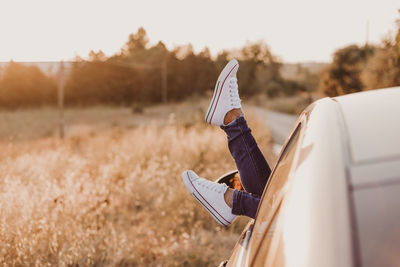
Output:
(0, 99), (275, 266)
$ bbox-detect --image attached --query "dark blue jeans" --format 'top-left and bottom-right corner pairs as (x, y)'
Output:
(221, 115), (271, 219)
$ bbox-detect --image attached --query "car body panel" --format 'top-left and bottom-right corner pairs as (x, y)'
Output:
(226, 88), (400, 267)
(227, 97), (354, 267)
(266, 98), (353, 267)
(334, 87), (400, 164)
(349, 158), (400, 188)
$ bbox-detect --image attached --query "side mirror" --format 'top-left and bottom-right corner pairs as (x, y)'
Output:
(215, 170), (244, 191)
(219, 260), (228, 267)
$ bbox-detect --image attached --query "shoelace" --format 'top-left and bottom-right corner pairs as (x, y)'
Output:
(196, 177), (225, 194)
(228, 78), (241, 108)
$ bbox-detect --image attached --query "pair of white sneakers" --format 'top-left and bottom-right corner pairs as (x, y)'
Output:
(182, 59), (241, 226)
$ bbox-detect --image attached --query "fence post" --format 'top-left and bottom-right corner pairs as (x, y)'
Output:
(56, 61), (65, 139)
(161, 60), (168, 103)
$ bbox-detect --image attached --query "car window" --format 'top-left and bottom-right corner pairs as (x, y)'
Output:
(256, 122), (302, 221)
(248, 123), (302, 266)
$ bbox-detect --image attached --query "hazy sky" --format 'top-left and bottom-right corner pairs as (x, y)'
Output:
(0, 0), (398, 62)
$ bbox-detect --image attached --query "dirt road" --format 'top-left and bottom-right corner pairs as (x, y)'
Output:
(249, 106), (298, 154)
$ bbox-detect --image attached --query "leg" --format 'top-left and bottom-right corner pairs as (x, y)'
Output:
(221, 115), (271, 196)
(182, 59), (271, 224)
(221, 114), (271, 219)
(232, 190), (260, 219)
(225, 188), (260, 219)
(204, 58), (271, 195)
(182, 170), (261, 224)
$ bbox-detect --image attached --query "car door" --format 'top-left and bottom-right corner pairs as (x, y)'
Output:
(227, 121), (303, 267)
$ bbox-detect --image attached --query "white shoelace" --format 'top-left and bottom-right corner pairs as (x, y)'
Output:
(196, 178), (225, 194)
(228, 78), (241, 108)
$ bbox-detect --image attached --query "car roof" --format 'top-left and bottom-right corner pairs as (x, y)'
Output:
(334, 87), (400, 164)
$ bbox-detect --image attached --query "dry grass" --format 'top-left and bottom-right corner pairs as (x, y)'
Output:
(0, 100), (274, 266)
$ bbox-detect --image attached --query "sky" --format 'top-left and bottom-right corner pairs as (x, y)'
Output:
(0, 0), (398, 63)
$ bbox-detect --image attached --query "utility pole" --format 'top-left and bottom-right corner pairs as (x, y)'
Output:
(161, 59), (168, 103)
(56, 61), (66, 139)
(366, 20), (370, 47)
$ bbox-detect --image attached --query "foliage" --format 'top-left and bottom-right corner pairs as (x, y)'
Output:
(167, 46), (217, 101)
(361, 19), (400, 90)
(64, 31), (301, 106)
(319, 45), (375, 97)
(319, 10), (400, 96)
(65, 28), (218, 106)
(65, 60), (138, 106)
(11, 18), (400, 107)
(0, 62), (57, 109)
(237, 41), (287, 97)
(0, 27), (315, 109)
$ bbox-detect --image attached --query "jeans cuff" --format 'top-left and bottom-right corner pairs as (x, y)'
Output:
(220, 115), (250, 143)
(232, 189), (243, 216)
(220, 114), (245, 129)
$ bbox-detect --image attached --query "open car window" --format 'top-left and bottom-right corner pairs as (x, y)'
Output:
(256, 122), (302, 221)
(247, 123), (302, 266)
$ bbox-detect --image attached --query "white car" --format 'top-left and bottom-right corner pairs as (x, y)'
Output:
(221, 87), (400, 267)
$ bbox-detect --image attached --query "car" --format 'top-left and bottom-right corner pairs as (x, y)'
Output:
(219, 87), (400, 267)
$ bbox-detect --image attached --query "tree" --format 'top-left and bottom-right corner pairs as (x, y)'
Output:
(123, 27), (149, 57)
(319, 45), (374, 96)
(0, 62), (57, 109)
(237, 41), (284, 96)
(62, 28), (301, 106)
(361, 12), (400, 90)
(215, 50), (230, 72)
(168, 46), (217, 100)
(88, 50), (107, 62)
(65, 58), (139, 106)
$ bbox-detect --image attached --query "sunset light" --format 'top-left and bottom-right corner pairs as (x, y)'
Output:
(1, 0), (400, 265)
(0, 0), (398, 62)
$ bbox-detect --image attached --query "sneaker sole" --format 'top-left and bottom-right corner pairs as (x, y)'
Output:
(182, 171), (231, 226)
(205, 59), (239, 124)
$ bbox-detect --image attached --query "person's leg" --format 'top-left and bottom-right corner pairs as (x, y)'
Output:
(182, 170), (260, 224)
(182, 170), (237, 226)
(224, 188), (260, 219)
(233, 191), (260, 219)
(182, 59), (271, 224)
(221, 114), (271, 196)
(204, 58), (271, 195)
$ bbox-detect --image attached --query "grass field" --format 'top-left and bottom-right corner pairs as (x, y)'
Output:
(0, 100), (275, 266)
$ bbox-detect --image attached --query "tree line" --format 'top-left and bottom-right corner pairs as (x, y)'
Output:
(0, 62), (57, 109)
(0, 28), (307, 109)
(0, 13), (399, 110)
(65, 28), (310, 106)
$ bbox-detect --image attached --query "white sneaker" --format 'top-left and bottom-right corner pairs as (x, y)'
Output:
(205, 59), (241, 126)
(182, 170), (237, 226)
